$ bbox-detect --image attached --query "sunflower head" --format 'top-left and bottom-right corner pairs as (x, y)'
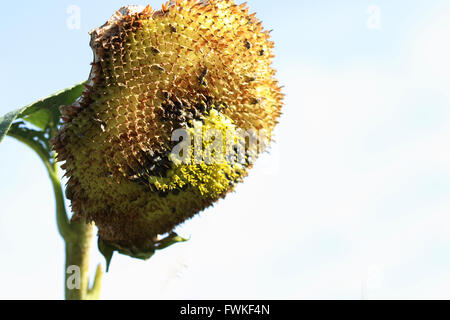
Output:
(52, 0), (283, 258)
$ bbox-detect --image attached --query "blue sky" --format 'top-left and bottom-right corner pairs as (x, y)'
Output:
(1, 0), (450, 299)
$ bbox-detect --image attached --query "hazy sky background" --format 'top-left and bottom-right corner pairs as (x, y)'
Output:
(1, 0), (450, 299)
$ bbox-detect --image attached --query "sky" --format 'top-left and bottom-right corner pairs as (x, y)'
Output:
(1, 0), (450, 299)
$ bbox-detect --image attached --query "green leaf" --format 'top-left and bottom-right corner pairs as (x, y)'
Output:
(98, 239), (115, 273)
(0, 107), (27, 143)
(22, 109), (52, 130)
(7, 122), (53, 162)
(0, 82), (85, 143)
(98, 233), (189, 271)
(154, 232), (189, 250)
(20, 82), (85, 129)
(118, 246), (155, 261)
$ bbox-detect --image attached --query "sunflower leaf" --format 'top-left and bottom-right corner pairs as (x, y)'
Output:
(0, 82), (85, 144)
(0, 108), (27, 144)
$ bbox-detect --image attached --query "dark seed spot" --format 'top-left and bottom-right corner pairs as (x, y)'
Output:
(163, 91), (170, 99)
(251, 98), (261, 105)
(158, 190), (169, 198)
(150, 46), (161, 54)
(199, 68), (208, 85)
(92, 118), (107, 132)
(151, 64), (165, 72)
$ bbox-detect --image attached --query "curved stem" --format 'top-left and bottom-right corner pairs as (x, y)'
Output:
(8, 131), (75, 241)
(7, 132), (103, 300)
(50, 161), (77, 242)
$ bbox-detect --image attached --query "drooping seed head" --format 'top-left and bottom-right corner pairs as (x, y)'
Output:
(52, 0), (283, 254)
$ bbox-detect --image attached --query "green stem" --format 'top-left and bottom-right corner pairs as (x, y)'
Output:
(65, 221), (95, 300)
(50, 162), (77, 242)
(7, 132), (103, 300)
